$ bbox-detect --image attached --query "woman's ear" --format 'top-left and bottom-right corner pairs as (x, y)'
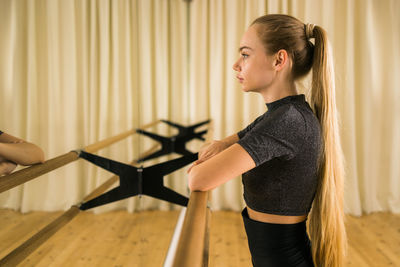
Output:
(273, 49), (289, 71)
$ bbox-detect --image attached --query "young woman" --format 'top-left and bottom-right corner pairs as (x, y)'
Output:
(188, 14), (346, 267)
(0, 130), (45, 175)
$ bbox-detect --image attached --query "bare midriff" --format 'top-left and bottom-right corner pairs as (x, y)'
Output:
(247, 206), (307, 224)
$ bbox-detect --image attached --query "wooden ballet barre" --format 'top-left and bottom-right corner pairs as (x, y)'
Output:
(0, 120), (161, 194)
(172, 120), (213, 267)
(0, 151), (79, 194)
(0, 118), (210, 266)
(203, 207), (211, 266)
(0, 144), (160, 267)
(84, 120), (160, 152)
(172, 191), (210, 267)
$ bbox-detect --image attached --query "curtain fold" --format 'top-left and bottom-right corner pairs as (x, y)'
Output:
(0, 0), (399, 215)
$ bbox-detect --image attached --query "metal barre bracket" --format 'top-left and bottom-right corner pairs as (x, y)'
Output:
(78, 151), (198, 210)
(136, 119), (210, 162)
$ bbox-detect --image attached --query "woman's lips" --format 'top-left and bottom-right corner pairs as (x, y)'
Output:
(236, 76), (244, 83)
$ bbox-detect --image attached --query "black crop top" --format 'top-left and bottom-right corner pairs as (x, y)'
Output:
(237, 94), (322, 216)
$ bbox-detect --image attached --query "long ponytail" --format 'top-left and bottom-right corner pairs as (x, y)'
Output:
(308, 25), (347, 267)
(252, 15), (347, 267)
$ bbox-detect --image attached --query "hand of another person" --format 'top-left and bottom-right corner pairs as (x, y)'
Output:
(187, 140), (229, 173)
(0, 160), (18, 175)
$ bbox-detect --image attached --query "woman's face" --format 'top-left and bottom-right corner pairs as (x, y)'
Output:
(233, 25), (275, 93)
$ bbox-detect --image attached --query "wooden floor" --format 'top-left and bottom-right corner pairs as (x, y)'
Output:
(0, 209), (399, 267)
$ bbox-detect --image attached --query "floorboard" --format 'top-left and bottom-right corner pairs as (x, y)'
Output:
(0, 209), (399, 266)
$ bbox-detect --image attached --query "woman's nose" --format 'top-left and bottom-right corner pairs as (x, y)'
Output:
(232, 59), (241, 72)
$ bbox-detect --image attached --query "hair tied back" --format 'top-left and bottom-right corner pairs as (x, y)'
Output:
(305, 23), (315, 39)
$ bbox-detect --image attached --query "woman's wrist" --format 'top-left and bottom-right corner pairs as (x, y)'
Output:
(221, 134), (239, 147)
(219, 140), (230, 150)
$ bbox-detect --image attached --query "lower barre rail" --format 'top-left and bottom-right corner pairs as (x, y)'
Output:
(0, 206), (81, 266)
(0, 145), (160, 266)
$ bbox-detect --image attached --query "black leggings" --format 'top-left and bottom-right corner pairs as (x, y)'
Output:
(242, 208), (314, 267)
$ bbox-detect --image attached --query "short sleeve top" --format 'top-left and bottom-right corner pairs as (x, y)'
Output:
(237, 94), (322, 216)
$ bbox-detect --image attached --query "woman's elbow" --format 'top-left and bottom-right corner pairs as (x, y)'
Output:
(30, 143), (45, 164)
(37, 149), (45, 163)
(22, 146), (45, 165)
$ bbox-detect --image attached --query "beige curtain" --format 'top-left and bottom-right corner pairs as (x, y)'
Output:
(0, 0), (190, 213)
(1, 0), (399, 215)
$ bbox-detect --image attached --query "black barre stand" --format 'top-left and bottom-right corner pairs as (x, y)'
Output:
(78, 151), (197, 210)
(136, 119), (210, 162)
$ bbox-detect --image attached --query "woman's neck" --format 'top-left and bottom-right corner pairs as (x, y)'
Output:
(261, 81), (298, 103)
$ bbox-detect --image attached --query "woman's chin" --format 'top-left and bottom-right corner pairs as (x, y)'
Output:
(241, 86), (253, 93)
(240, 85), (249, 92)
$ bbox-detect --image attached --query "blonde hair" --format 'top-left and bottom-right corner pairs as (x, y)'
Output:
(252, 14), (347, 267)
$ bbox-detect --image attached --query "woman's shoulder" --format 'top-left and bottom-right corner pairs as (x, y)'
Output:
(278, 100), (318, 120)
(267, 103), (308, 126)
(261, 102), (320, 138)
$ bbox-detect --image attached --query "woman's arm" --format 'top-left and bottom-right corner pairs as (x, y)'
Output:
(188, 143), (255, 191)
(0, 132), (45, 165)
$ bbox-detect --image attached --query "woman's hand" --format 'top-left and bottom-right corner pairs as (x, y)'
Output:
(188, 140), (230, 173)
(0, 160), (17, 175)
(198, 140), (230, 162)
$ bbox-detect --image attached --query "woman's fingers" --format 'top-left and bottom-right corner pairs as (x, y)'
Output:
(187, 161), (198, 173)
(0, 161), (17, 175)
(199, 141), (226, 160)
(188, 140), (228, 175)
(199, 151), (211, 161)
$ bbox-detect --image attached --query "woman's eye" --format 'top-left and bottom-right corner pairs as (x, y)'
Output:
(241, 53), (249, 59)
